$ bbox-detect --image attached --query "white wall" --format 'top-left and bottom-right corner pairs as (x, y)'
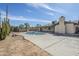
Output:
(55, 25), (59, 33)
(66, 24), (75, 34)
(54, 16), (76, 34)
(55, 17), (66, 34)
(55, 24), (66, 34)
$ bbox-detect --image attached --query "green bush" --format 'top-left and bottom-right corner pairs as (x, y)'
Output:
(0, 18), (10, 40)
(0, 28), (6, 40)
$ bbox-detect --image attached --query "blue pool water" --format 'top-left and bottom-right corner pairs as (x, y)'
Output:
(25, 31), (46, 35)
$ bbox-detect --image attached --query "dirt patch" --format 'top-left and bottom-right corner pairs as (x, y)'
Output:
(0, 33), (50, 56)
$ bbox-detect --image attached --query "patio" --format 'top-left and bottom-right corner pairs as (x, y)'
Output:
(20, 32), (79, 56)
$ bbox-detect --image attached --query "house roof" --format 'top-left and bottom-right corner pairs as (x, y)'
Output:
(65, 21), (79, 25)
(54, 21), (79, 26)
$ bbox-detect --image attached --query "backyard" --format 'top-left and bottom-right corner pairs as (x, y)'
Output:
(0, 3), (79, 56)
(0, 33), (50, 56)
(19, 31), (79, 56)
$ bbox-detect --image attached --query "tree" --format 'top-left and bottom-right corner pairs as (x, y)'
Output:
(19, 24), (24, 29)
(36, 24), (41, 27)
(0, 21), (7, 40)
(4, 18), (10, 35)
(0, 18), (10, 40)
(13, 26), (19, 32)
(24, 23), (30, 28)
(24, 23), (30, 31)
(52, 21), (56, 25)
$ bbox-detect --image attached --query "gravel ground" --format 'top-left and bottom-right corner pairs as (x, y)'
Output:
(0, 33), (50, 56)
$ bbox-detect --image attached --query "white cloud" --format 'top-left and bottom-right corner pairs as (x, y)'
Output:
(28, 3), (67, 14)
(9, 15), (51, 23)
(46, 12), (54, 16)
(0, 10), (51, 23)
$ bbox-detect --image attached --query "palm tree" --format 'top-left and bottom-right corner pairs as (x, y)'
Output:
(24, 23), (30, 31)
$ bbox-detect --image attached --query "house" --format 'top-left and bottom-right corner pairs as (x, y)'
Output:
(55, 16), (79, 34)
(29, 16), (79, 34)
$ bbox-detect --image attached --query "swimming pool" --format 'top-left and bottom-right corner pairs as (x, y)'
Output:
(25, 31), (46, 35)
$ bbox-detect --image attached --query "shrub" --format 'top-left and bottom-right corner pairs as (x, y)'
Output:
(0, 18), (10, 40)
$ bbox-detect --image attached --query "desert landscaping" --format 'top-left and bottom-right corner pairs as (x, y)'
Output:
(0, 33), (51, 56)
(0, 3), (79, 56)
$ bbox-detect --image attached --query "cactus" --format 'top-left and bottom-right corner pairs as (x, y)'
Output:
(0, 18), (10, 40)
(0, 5), (10, 40)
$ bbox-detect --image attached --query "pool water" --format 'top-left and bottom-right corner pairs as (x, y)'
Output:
(25, 31), (46, 35)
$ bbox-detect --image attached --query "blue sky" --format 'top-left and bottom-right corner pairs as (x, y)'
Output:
(0, 3), (79, 26)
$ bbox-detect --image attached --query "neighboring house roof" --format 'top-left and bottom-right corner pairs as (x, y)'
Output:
(54, 21), (79, 26)
(65, 21), (79, 25)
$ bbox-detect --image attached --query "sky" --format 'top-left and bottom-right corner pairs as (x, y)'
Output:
(0, 3), (79, 26)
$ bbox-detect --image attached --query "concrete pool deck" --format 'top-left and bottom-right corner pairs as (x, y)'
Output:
(19, 32), (79, 56)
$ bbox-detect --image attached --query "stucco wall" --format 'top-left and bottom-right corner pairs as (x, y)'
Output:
(55, 24), (66, 34)
(55, 25), (59, 33)
(50, 27), (55, 32)
(55, 17), (66, 34)
(66, 24), (75, 34)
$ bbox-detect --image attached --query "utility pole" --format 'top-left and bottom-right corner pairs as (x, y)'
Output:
(0, 11), (2, 33)
(0, 12), (1, 25)
(6, 4), (8, 21)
